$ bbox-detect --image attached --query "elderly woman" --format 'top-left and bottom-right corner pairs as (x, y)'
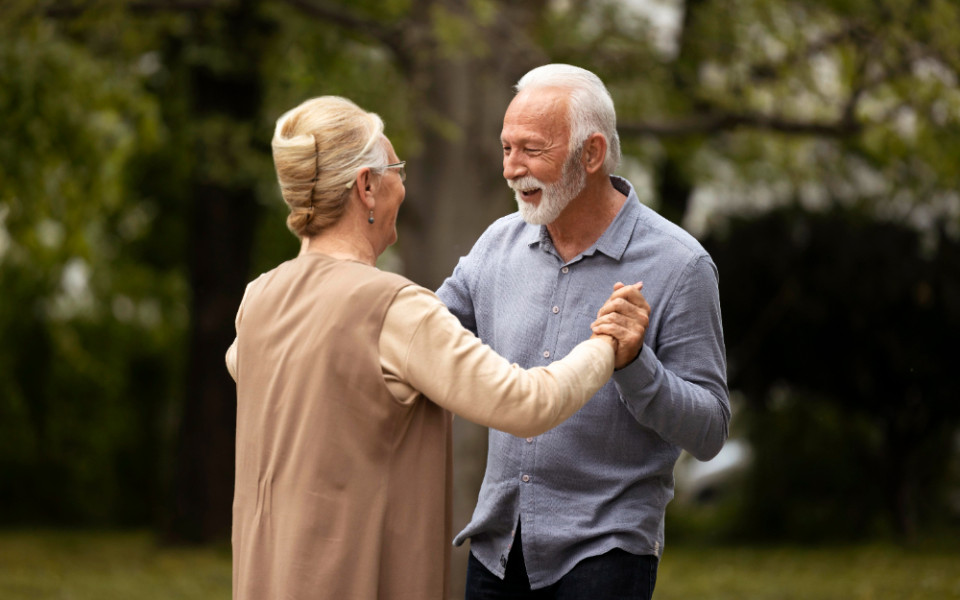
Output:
(226, 96), (626, 600)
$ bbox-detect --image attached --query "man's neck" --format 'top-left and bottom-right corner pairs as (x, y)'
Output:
(546, 176), (626, 263)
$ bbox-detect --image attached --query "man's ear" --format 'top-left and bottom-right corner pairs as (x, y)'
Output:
(581, 133), (608, 174)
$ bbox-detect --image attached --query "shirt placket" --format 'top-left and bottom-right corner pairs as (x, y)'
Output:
(517, 257), (574, 578)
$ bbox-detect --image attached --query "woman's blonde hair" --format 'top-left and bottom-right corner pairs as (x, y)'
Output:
(271, 96), (388, 238)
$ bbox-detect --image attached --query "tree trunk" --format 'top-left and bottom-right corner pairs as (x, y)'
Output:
(171, 182), (257, 542)
(400, 56), (518, 289)
(167, 1), (265, 543)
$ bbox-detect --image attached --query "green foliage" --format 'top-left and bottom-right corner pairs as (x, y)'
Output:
(0, 17), (184, 525)
(0, 22), (159, 251)
(703, 206), (960, 540)
(431, 3), (489, 59)
(736, 393), (892, 541)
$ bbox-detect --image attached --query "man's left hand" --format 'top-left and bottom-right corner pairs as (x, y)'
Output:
(591, 282), (651, 369)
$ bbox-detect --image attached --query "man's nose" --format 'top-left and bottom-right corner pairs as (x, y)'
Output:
(503, 152), (527, 180)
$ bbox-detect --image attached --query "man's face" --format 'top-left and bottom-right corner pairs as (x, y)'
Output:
(501, 88), (585, 225)
(509, 148), (585, 225)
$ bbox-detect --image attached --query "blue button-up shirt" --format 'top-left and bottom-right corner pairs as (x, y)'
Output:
(437, 176), (730, 589)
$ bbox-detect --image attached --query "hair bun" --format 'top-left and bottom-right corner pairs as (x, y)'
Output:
(270, 96), (387, 239)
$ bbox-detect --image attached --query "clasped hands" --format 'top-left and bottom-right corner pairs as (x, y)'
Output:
(590, 282), (651, 370)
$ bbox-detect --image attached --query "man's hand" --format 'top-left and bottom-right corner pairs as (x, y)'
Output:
(590, 282), (651, 369)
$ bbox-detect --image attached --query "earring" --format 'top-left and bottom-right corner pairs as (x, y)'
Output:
(368, 210), (375, 224)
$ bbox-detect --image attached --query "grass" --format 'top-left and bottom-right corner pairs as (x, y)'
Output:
(0, 530), (231, 600)
(0, 530), (958, 599)
(655, 542), (960, 600)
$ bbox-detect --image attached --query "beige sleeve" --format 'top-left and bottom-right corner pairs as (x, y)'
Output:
(380, 286), (615, 438)
(226, 339), (238, 382)
(226, 279), (256, 383)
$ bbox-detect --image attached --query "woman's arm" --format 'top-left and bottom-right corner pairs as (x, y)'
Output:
(380, 286), (615, 437)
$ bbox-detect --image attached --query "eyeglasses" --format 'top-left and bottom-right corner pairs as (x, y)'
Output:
(383, 161), (406, 182)
(345, 161), (406, 188)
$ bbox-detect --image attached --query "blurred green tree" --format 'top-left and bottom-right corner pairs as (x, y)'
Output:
(704, 206), (960, 541)
(0, 13), (175, 525)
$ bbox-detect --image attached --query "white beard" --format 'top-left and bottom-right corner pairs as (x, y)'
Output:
(509, 154), (586, 225)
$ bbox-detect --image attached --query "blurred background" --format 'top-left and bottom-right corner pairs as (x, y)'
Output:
(1, 0), (959, 598)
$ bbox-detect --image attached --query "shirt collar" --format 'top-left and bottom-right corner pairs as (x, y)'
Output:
(523, 175), (641, 262)
(523, 221), (545, 247)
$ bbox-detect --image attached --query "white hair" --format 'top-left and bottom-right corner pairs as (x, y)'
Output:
(515, 64), (621, 174)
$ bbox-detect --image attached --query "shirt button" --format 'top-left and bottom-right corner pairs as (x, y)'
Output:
(526, 437), (533, 443)
(552, 306), (560, 314)
(561, 267), (569, 274)
(542, 350), (550, 358)
(521, 474), (530, 483)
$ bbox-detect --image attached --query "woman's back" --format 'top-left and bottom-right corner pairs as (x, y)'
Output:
(233, 253), (452, 600)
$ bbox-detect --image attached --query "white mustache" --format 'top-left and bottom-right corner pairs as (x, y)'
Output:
(507, 176), (546, 192)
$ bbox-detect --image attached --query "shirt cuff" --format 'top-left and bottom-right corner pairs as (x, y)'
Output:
(612, 343), (658, 393)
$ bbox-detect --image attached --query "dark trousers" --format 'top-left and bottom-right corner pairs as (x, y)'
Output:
(465, 523), (658, 600)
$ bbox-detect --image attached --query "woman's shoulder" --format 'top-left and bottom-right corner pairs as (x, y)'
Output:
(384, 284), (451, 331)
(251, 254), (414, 289)
(389, 282), (441, 308)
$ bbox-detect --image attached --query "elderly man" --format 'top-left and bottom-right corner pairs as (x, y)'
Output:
(437, 64), (730, 599)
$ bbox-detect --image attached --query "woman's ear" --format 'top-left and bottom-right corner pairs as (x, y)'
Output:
(354, 167), (378, 211)
(581, 133), (608, 174)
